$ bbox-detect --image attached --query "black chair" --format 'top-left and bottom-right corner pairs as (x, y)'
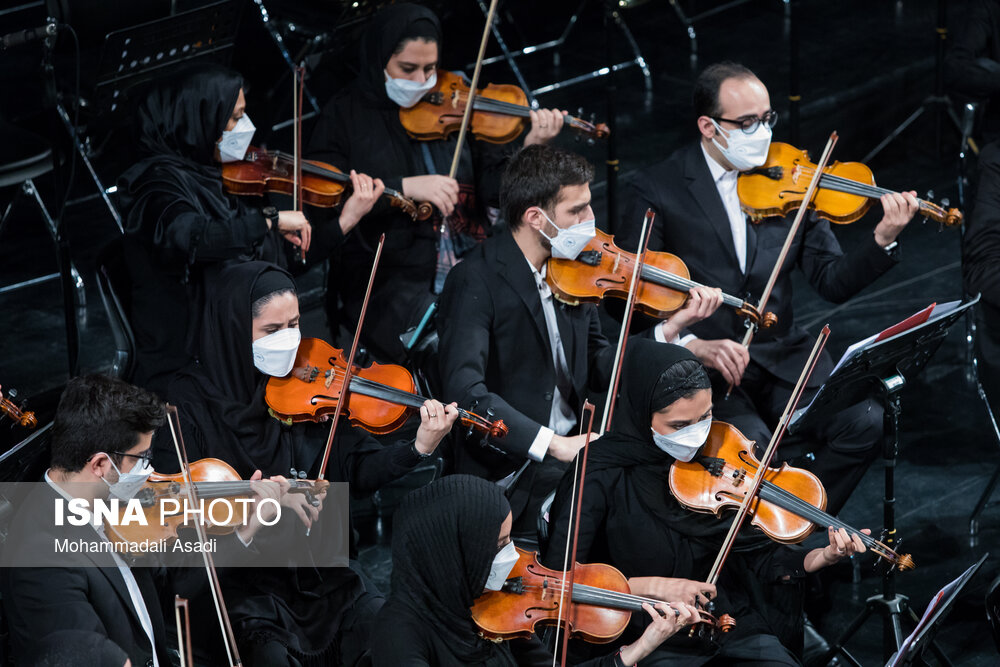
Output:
(987, 573), (1000, 655)
(95, 258), (136, 381)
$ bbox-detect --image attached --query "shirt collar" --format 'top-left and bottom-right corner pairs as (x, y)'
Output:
(700, 141), (737, 185)
(44, 468), (77, 503)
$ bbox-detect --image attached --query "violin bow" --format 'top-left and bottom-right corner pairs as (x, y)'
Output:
(166, 405), (243, 666)
(174, 596), (194, 667)
(293, 64), (307, 264)
(705, 324), (830, 586)
(599, 208), (654, 434)
(447, 0), (500, 180)
(552, 400), (596, 667)
(550, 210), (652, 665)
(316, 233), (387, 481)
(729, 131), (838, 396)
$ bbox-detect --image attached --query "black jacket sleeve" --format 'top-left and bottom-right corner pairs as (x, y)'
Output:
(146, 192), (270, 262)
(541, 463), (609, 571)
(336, 424), (423, 495)
(946, 0), (1000, 100)
(797, 216), (897, 304)
(438, 262), (547, 459)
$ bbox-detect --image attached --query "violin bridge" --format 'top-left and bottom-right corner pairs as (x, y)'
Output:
(612, 252), (621, 274)
(791, 164), (801, 185)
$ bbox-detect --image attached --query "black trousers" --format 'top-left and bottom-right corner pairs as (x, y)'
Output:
(710, 360), (882, 515)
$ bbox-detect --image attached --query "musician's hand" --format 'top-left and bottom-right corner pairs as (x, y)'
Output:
(628, 576), (716, 608)
(282, 490), (324, 532)
(237, 470), (289, 540)
(340, 170), (386, 234)
(685, 338), (749, 386)
(805, 526), (870, 572)
(524, 108), (567, 146)
(402, 175), (459, 217)
(660, 286), (724, 340)
(277, 210), (312, 254)
(873, 190), (918, 247)
(548, 432), (600, 463)
(415, 400), (459, 455)
(620, 602), (699, 664)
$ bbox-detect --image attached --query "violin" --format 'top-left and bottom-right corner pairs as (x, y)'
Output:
(669, 421), (915, 572)
(106, 458), (328, 549)
(221, 146), (432, 221)
(546, 228), (776, 330)
(265, 337), (507, 438)
(399, 69), (610, 144)
(471, 547), (734, 643)
(738, 142), (962, 227)
(0, 388), (36, 428)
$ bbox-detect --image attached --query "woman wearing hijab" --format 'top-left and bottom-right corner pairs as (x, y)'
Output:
(371, 475), (697, 666)
(157, 260), (458, 666)
(119, 64), (382, 395)
(542, 340), (868, 666)
(308, 3), (567, 364)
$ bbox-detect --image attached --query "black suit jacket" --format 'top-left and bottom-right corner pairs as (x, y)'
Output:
(618, 141), (899, 384)
(438, 230), (615, 480)
(1, 483), (172, 667)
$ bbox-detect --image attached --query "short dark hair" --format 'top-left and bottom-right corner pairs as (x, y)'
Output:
(501, 144), (594, 231)
(50, 375), (166, 473)
(692, 61), (758, 119)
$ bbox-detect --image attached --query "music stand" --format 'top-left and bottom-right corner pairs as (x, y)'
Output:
(795, 297), (978, 666)
(886, 553), (988, 667)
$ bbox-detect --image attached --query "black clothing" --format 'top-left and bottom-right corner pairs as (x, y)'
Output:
(370, 475), (624, 667)
(542, 340), (804, 665)
(946, 0), (1000, 141)
(307, 4), (511, 363)
(964, 141), (1000, 411)
(118, 65), (284, 395)
(157, 261), (425, 666)
(1, 483), (173, 667)
(619, 142), (896, 513)
(436, 229), (615, 520)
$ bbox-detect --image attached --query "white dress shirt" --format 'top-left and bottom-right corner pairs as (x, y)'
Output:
(525, 260), (578, 461)
(700, 142), (748, 272)
(45, 470), (158, 667)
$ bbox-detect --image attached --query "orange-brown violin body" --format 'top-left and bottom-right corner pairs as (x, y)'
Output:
(266, 337), (415, 434)
(222, 146), (346, 208)
(547, 229), (774, 328)
(738, 142), (962, 227)
(669, 421), (826, 544)
(472, 547), (632, 644)
(400, 69), (610, 144)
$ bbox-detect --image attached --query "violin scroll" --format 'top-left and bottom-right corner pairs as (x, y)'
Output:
(736, 303), (777, 330)
(0, 389), (37, 429)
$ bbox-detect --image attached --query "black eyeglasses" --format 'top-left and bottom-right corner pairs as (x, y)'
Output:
(108, 450), (153, 465)
(712, 110), (779, 134)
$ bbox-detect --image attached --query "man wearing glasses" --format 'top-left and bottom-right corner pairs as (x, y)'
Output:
(618, 61), (919, 514)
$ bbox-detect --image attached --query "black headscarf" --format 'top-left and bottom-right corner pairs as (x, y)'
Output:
(390, 475), (512, 664)
(587, 340), (762, 543)
(164, 260), (302, 477)
(356, 3), (442, 106)
(118, 64), (245, 236)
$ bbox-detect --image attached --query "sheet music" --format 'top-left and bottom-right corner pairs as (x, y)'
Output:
(794, 301), (963, 421)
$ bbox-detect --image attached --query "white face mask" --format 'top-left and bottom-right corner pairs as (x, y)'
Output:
(538, 209), (597, 261)
(650, 418), (712, 462)
(217, 113), (256, 163)
(252, 327), (301, 377)
(384, 69), (437, 109)
(101, 454), (153, 501)
(483, 540), (520, 591)
(710, 118), (771, 171)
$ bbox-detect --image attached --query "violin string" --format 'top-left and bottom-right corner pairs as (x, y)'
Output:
(300, 366), (487, 426)
(795, 165), (897, 199)
(269, 151), (351, 184)
(639, 265), (745, 309)
(712, 461), (894, 557)
(517, 581), (664, 610)
(460, 93), (592, 130)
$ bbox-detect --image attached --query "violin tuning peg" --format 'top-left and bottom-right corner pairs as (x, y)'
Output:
(941, 197), (950, 207)
(926, 189), (935, 201)
(289, 468), (298, 478)
(298, 470), (307, 479)
(577, 106), (584, 116)
(6, 388), (16, 399)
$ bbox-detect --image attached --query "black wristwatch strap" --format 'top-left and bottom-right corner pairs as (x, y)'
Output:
(262, 206), (279, 227)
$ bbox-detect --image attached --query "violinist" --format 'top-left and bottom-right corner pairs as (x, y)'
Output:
(0, 375), (287, 667)
(118, 64), (383, 396)
(307, 4), (568, 364)
(370, 474), (697, 666)
(542, 340), (867, 665)
(157, 260), (459, 666)
(618, 61), (920, 514)
(437, 144), (724, 537)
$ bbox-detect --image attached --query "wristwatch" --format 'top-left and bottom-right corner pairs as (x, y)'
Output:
(882, 240), (899, 257)
(262, 206), (279, 228)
